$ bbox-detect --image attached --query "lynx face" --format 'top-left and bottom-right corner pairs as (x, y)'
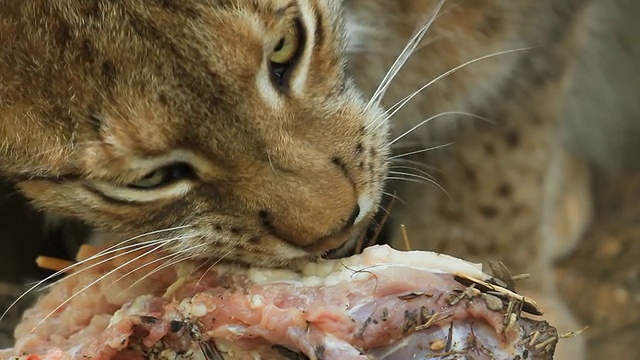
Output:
(0, 0), (390, 267)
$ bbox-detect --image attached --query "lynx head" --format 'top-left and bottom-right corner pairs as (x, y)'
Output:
(0, 0), (390, 267)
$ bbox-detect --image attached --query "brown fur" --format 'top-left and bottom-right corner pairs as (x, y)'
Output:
(2, 1), (639, 358)
(0, 0), (389, 267)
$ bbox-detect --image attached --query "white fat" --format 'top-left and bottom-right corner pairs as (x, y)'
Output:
(294, 275), (327, 287)
(328, 245), (487, 278)
(190, 302), (208, 317)
(108, 295), (153, 327)
(176, 299), (215, 319)
(225, 325), (248, 336)
(248, 245), (488, 287)
(250, 295), (265, 309)
(108, 310), (125, 328)
(301, 259), (342, 278)
(247, 268), (302, 284)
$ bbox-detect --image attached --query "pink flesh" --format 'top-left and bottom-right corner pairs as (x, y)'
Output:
(0, 245), (557, 360)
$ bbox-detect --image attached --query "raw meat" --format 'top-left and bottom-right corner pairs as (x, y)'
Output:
(0, 245), (559, 359)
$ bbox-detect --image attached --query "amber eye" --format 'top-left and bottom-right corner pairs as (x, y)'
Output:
(270, 24), (301, 64)
(127, 163), (193, 190)
(269, 21), (304, 87)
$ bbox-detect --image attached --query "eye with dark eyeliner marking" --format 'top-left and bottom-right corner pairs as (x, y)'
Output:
(127, 163), (194, 190)
(269, 19), (305, 88)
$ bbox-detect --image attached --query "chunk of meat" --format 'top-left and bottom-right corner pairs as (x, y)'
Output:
(0, 245), (559, 359)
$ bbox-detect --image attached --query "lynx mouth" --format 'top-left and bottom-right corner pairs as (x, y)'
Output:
(317, 226), (364, 260)
(318, 209), (381, 260)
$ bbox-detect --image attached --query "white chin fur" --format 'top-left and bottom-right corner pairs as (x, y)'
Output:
(355, 194), (375, 225)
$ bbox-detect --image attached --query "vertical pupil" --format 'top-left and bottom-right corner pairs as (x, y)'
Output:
(274, 38), (285, 52)
(142, 171), (156, 181)
(170, 166), (182, 180)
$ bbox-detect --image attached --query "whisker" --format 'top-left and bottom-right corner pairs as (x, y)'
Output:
(389, 111), (492, 145)
(390, 158), (445, 174)
(389, 165), (438, 183)
(391, 141), (428, 149)
(195, 248), (235, 289)
(382, 191), (406, 206)
(346, 38), (438, 55)
(385, 176), (451, 200)
(267, 152), (276, 173)
(385, 176), (427, 184)
(113, 252), (184, 291)
(104, 236), (202, 290)
(388, 171), (437, 184)
(62, 225), (192, 274)
(188, 257), (216, 279)
(364, 194), (397, 250)
(365, 0), (447, 114)
(29, 242), (167, 333)
(389, 142), (453, 160)
(0, 226), (190, 321)
(374, 205), (390, 218)
(373, 47), (535, 132)
(117, 244), (208, 294)
(37, 234), (192, 293)
(22, 237), (168, 290)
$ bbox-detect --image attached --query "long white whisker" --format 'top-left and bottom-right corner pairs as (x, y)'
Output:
(385, 176), (451, 200)
(117, 243), (207, 294)
(381, 192), (406, 206)
(390, 158), (445, 174)
(389, 142), (453, 160)
(373, 47), (536, 132)
(0, 226), (190, 321)
(127, 255), (190, 293)
(375, 204), (391, 216)
(390, 111), (491, 145)
(391, 141), (427, 149)
(365, 0), (446, 113)
(29, 242), (167, 333)
(114, 252), (183, 292)
(386, 176), (420, 182)
(42, 225), (192, 286)
(104, 236), (202, 290)
(37, 235), (190, 293)
(388, 171), (437, 184)
(389, 166), (438, 182)
(195, 247), (235, 289)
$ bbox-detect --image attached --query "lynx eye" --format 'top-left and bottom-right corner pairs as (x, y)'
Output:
(269, 20), (304, 87)
(127, 163), (193, 190)
(270, 24), (301, 64)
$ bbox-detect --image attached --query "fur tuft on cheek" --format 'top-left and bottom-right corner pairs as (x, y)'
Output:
(18, 180), (90, 217)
